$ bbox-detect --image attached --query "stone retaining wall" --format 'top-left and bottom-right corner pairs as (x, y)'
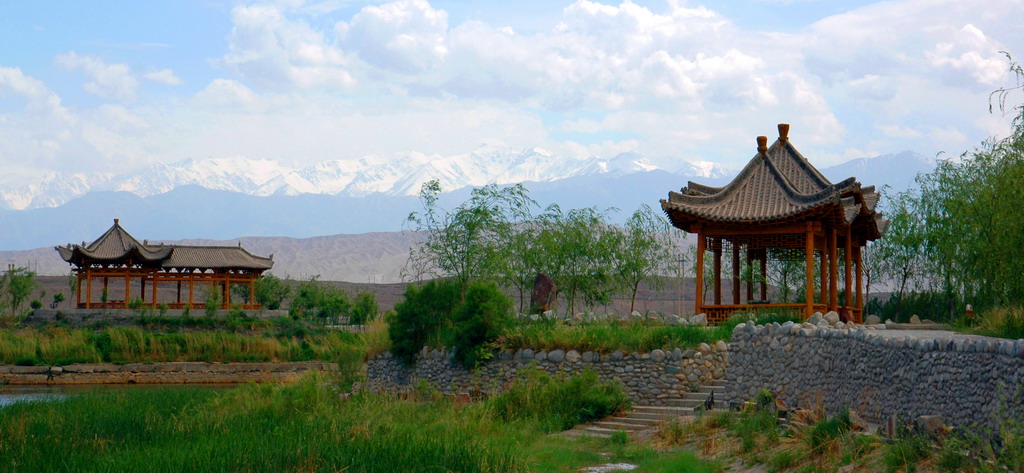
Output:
(0, 361), (335, 385)
(365, 343), (729, 405)
(726, 322), (1024, 428)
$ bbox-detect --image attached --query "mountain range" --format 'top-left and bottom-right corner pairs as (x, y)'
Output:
(0, 145), (727, 211)
(0, 149), (935, 280)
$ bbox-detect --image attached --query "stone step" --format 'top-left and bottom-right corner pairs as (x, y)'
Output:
(697, 385), (725, 393)
(578, 426), (628, 438)
(606, 416), (661, 426)
(593, 420), (650, 431)
(632, 405), (691, 417)
(664, 399), (704, 409)
(709, 379), (727, 387)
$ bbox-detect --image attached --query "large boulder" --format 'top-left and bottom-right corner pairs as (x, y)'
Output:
(807, 312), (823, 325)
(824, 311), (840, 325)
(865, 314), (881, 325)
(690, 313), (708, 327)
(529, 273), (558, 313)
(910, 314), (922, 324)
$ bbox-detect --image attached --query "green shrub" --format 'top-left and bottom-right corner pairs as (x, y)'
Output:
(806, 409), (852, 453)
(883, 432), (929, 472)
(767, 449), (801, 472)
(450, 282), (514, 368)
(289, 278), (352, 324)
(350, 291), (379, 324)
(388, 281), (460, 365)
(203, 284), (222, 317)
(486, 367), (629, 432)
(29, 299), (42, 310)
(254, 273), (291, 310)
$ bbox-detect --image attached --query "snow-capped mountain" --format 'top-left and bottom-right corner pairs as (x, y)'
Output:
(0, 146), (728, 210)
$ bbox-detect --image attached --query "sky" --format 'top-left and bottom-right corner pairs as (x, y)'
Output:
(1, 0), (1022, 187)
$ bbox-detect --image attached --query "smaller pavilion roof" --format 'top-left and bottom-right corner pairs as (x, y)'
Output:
(661, 124), (887, 241)
(56, 219), (273, 271)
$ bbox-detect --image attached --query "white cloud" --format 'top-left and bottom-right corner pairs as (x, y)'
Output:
(926, 24), (1006, 86)
(55, 51), (140, 102)
(338, 0), (449, 73)
(143, 69), (183, 86)
(221, 3), (355, 90)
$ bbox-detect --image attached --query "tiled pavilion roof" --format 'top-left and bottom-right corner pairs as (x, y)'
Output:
(56, 219), (273, 271)
(661, 124), (887, 241)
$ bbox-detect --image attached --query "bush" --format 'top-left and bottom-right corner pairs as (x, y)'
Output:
(254, 274), (291, 310)
(350, 291), (379, 324)
(806, 409), (852, 454)
(203, 284), (222, 317)
(486, 366), (629, 432)
(289, 278), (351, 324)
(450, 282), (514, 368)
(388, 281), (460, 365)
(29, 299), (42, 310)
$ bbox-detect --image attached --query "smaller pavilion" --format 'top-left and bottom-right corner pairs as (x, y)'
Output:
(56, 219), (274, 310)
(661, 124), (887, 323)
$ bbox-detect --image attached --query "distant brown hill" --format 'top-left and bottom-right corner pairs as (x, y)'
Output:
(1, 231), (423, 283)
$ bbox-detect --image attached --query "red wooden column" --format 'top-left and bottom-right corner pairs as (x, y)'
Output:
(713, 238), (722, 305)
(828, 228), (838, 311)
(844, 227), (853, 315)
(223, 275), (231, 309)
(85, 269), (92, 309)
(125, 273), (131, 304)
(249, 277), (256, 309)
(731, 244), (741, 304)
(804, 223), (815, 318)
(76, 271), (82, 308)
(188, 272), (195, 308)
(151, 272), (158, 305)
(694, 229), (705, 314)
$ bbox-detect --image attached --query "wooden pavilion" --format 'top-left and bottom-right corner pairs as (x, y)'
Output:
(56, 219), (274, 310)
(661, 124), (887, 323)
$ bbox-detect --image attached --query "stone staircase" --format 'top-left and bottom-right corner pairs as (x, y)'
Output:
(563, 380), (727, 439)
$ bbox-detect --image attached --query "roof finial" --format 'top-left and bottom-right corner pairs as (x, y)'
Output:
(778, 123), (790, 141)
(114, 218), (120, 225)
(757, 136), (768, 155)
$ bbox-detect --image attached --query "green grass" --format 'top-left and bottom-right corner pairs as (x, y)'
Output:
(953, 305), (1024, 340)
(486, 366), (630, 432)
(0, 374), (715, 473)
(499, 321), (731, 353)
(0, 326), (364, 365)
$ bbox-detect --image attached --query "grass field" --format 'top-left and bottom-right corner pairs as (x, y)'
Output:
(0, 373), (716, 473)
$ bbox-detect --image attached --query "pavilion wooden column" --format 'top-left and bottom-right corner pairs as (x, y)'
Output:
(732, 245), (741, 304)
(828, 228), (838, 311)
(176, 281), (182, 304)
(141, 278), (147, 304)
(125, 274), (131, 303)
(694, 230), (705, 313)
(85, 269), (92, 309)
(854, 245), (863, 313)
(151, 273), (158, 305)
(223, 275), (231, 309)
(745, 249), (753, 302)
(76, 272), (82, 307)
(249, 278), (256, 309)
(713, 238), (722, 305)
(844, 227), (853, 314)
(188, 272), (195, 307)
(804, 224), (815, 318)
(103, 277), (109, 304)
(759, 251), (768, 300)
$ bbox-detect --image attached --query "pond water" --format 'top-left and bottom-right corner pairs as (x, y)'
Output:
(0, 384), (238, 408)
